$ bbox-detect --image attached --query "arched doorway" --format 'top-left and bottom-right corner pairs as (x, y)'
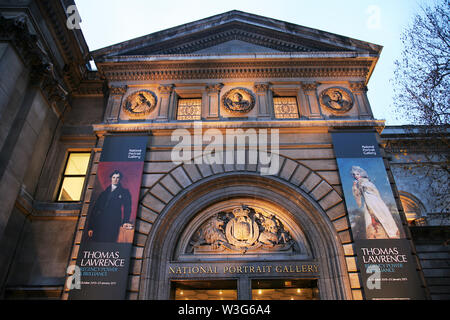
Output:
(139, 172), (352, 300)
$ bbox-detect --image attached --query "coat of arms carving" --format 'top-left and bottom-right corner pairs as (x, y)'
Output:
(222, 88), (255, 114)
(188, 205), (296, 254)
(123, 90), (157, 118)
(319, 87), (354, 113)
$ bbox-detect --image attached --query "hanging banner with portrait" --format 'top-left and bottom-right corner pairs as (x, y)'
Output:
(332, 131), (425, 300)
(69, 135), (147, 300)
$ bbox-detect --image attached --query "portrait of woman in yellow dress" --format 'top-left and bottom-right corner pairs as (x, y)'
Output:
(351, 166), (401, 239)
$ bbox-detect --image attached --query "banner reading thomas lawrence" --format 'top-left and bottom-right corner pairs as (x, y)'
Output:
(332, 132), (424, 300)
(70, 135), (147, 300)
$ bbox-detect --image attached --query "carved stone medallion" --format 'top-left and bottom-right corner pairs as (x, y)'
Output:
(319, 87), (354, 113)
(123, 90), (157, 118)
(222, 88), (255, 114)
(188, 205), (296, 254)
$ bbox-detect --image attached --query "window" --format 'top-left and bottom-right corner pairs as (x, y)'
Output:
(273, 97), (299, 119)
(177, 98), (202, 120)
(57, 152), (91, 201)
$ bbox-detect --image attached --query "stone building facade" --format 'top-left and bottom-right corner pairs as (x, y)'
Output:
(0, 1), (448, 300)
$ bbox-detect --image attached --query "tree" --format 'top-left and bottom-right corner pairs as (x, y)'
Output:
(392, 0), (449, 128)
(391, 0), (449, 220)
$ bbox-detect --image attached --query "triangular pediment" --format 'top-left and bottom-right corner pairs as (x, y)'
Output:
(92, 10), (382, 60)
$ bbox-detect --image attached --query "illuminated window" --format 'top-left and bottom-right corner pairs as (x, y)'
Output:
(252, 279), (319, 300)
(273, 97), (299, 119)
(177, 98), (202, 120)
(171, 280), (237, 300)
(57, 152), (91, 201)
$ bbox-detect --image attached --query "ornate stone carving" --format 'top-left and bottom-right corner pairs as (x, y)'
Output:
(205, 83), (224, 93)
(349, 81), (368, 93)
(188, 205), (296, 254)
(301, 82), (318, 92)
(221, 88), (255, 114)
(123, 90), (157, 118)
(254, 83), (269, 93)
(109, 85), (128, 96)
(319, 87), (354, 113)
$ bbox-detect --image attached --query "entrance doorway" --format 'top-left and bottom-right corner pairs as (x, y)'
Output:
(170, 278), (319, 300)
(171, 280), (237, 300)
(252, 279), (319, 300)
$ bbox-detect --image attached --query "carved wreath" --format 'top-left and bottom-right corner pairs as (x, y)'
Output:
(123, 90), (157, 118)
(319, 87), (354, 114)
(222, 88), (255, 114)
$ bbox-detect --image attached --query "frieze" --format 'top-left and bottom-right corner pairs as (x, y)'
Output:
(100, 67), (369, 81)
(123, 90), (157, 118)
(319, 87), (354, 114)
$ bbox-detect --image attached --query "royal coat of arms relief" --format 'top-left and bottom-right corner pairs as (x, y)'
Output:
(188, 206), (297, 254)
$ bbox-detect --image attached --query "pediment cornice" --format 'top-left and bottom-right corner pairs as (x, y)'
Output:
(92, 10), (382, 60)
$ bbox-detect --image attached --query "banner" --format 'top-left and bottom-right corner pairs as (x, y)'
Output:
(69, 135), (148, 300)
(332, 132), (425, 300)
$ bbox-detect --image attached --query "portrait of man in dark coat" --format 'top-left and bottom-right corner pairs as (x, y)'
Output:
(86, 170), (132, 242)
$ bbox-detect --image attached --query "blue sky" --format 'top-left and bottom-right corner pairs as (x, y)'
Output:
(75, 0), (428, 125)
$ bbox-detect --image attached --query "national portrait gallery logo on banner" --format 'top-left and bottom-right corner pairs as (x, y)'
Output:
(170, 122), (280, 176)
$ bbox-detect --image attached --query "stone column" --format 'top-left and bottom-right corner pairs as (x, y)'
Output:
(349, 81), (373, 119)
(205, 83), (223, 119)
(254, 83), (270, 119)
(301, 82), (322, 119)
(105, 85), (127, 123)
(156, 84), (174, 121)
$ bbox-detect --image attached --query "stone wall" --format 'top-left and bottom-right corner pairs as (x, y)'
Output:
(62, 125), (408, 300)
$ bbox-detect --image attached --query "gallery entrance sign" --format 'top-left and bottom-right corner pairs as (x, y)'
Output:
(332, 131), (425, 300)
(69, 135), (147, 300)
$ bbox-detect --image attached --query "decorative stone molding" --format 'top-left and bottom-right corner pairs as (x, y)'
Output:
(348, 82), (372, 119)
(349, 81), (368, 93)
(300, 82), (322, 119)
(0, 13), (70, 115)
(254, 83), (269, 93)
(99, 64), (370, 81)
(301, 82), (318, 92)
(156, 84), (174, 121)
(158, 84), (174, 95)
(205, 83), (224, 93)
(254, 83), (270, 118)
(204, 83), (223, 119)
(109, 85), (128, 96)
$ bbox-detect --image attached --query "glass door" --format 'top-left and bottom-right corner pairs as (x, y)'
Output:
(171, 280), (237, 300)
(252, 279), (319, 300)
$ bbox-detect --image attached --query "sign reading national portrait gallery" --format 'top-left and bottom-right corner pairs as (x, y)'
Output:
(69, 135), (147, 300)
(332, 132), (425, 300)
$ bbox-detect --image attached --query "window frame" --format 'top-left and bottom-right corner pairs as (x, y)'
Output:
(272, 96), (300, 119)
(176, 97), (203, 121)
(56, 151), (91, 202)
